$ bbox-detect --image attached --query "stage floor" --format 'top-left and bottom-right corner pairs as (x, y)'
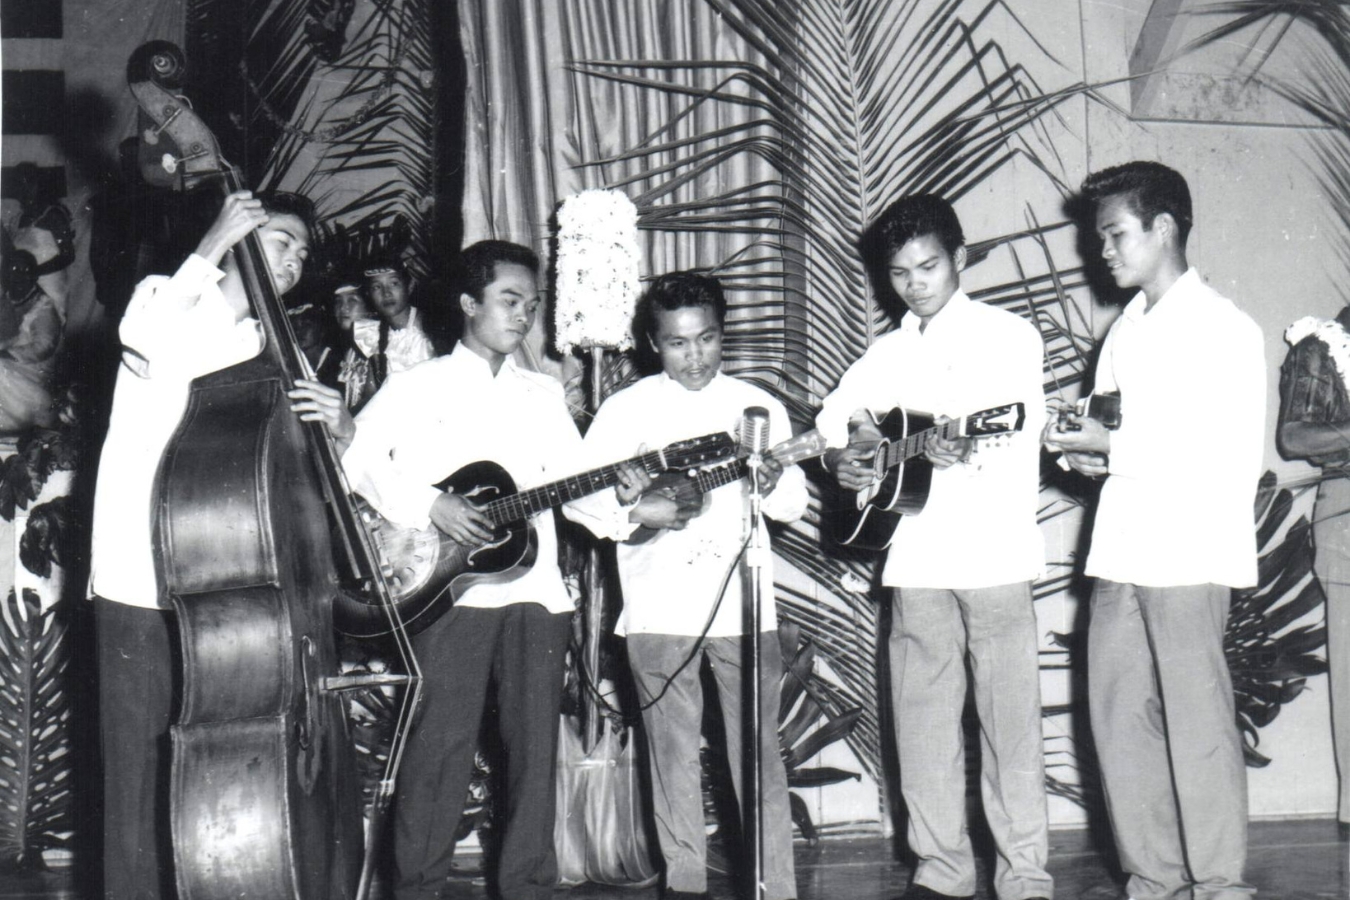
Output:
(3, 818), (1345, 899)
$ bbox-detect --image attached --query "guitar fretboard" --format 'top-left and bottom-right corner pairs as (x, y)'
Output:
(690, 459), (748, 494)
(484, 449), (667, 527)
(879, 419), (964, 471)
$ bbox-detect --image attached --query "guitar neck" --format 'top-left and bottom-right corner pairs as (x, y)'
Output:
(880, 419), (964, 471)
(691, 460), (749, 495)
(482, 449), (667, 527)
(686, 429), (830, 495)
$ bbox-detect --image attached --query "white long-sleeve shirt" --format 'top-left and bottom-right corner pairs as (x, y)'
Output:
(1086, 268), (1265, 588)
(815, 290), (1046, 589)
(90, 255), (264, 608)
(340, 343), (585, 613)
(351, 306), (435, 373)
(565, 371), (808, 637)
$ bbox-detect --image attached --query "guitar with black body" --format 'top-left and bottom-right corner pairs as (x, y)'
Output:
(834, 403), (1025, 551)
(334, 432), (737, 637)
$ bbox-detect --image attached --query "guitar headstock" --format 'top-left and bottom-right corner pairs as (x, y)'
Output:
(658, 432), (738, 471)
(961, 403), (1025, 438)
(767, 429), (829, 466)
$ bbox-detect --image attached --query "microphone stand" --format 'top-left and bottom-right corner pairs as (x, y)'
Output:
(743, 451), (769, 900)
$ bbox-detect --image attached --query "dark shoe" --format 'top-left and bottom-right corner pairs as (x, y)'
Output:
(663, 891), (711, 900)
(897, 885), (975, 900)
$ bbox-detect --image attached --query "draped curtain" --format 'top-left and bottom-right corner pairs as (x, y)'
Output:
(458, 0), (787, 379)
(454, 2), (886, 830)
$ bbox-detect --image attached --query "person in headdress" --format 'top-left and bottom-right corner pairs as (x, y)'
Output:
(341, 256), (433, 411)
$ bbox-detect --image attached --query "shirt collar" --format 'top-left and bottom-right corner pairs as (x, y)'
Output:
(656, 369), (729, 393)
(898, 289), (972, 336)
(449, 340), (520, 381)
(1121, 267), (1201, 321)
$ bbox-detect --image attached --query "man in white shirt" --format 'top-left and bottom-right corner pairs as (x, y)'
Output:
(305, 240), (645, 900)
(565, 272), (809, 900)
(817, 195), (1051, 900)
(89, 190), (313, 900)
(1044, 161), (1264, 900)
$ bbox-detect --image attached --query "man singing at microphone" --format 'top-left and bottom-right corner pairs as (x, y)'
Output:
(565, 271), (807, 900)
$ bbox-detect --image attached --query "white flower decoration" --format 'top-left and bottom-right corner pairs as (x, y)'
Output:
(1286, 315), (1350, 395)
(554, 189), (642, 354)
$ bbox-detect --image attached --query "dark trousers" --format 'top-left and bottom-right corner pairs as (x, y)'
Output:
(95, 599), (176, 900)
(393, 602), (572, 900)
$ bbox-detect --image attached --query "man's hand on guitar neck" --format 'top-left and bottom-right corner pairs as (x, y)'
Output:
(1042, 411), (1110, 477)
(614, 461), (651, 506)
(749, 452), (785, 496)
(924, 415), (973, 469)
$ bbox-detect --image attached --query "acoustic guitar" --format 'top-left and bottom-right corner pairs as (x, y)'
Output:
(835, 403), (1025, 551)
(334, 432), (737, 637)
(624, 429), (830, 544)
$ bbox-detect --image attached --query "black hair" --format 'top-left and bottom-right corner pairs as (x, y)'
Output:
(256, 191), (318, 242)
(634, 271), (728, 343)
(861, 194), (965, 269)
(454, 240), (540, 302)
(1080, 161), (1193, 247)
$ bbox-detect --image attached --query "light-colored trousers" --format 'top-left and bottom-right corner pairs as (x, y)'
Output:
(1088, 580), (1254, 900)
(627, 632), (798, 900)
(890, 583), (1053, 900)
(1312, 473), (1350, 823)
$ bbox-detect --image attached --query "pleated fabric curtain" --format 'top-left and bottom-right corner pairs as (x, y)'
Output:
(457, 0), (786, 375)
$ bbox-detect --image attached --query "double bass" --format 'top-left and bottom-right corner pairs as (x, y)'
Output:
(127, 42), (420, 900)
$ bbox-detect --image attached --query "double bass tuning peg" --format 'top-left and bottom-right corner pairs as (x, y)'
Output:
(142, 104), (182, 146)
(159, 148), (211, 176)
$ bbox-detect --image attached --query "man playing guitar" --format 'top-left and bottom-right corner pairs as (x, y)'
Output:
(565, 272), (808, 900)
(295, 239), (647, 900)
(816, 195), (1051, 900)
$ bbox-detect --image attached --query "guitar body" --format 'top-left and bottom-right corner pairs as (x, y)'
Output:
(622, 469), (712, 546)
(834, 408), (934, 551)
(334, 432), (738, 638)
(338, 461), (537, 637)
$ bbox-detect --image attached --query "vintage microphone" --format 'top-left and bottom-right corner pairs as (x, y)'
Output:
(740, 406), (770, 900)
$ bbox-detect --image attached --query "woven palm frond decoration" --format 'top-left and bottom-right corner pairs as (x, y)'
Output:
(0, 588), (73, 872)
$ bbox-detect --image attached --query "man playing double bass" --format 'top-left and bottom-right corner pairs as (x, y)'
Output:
(89, 189), (315, 899)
